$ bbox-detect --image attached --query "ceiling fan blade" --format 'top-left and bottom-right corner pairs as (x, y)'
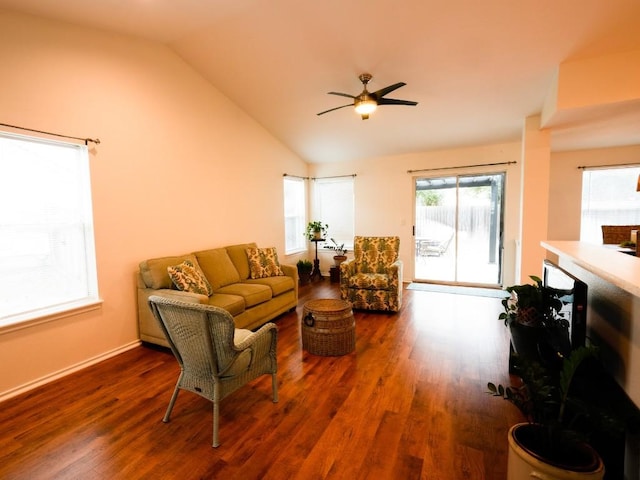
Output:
(377, 98), (418, 106)
(328, 91), (356, 99)
(317, 104), (352, 116)
(371, 82), (406, 99)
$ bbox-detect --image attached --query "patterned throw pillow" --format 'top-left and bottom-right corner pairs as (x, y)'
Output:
(167, 260), (213, 296)
(246, 247), (285, 279)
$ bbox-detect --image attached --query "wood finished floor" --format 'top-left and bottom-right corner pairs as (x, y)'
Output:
(0, 282), (522, 480)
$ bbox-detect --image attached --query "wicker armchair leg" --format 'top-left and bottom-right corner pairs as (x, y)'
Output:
(272, 373), (279, 403)
(212, 401), (220, 448)
(163, 382), (181, 423)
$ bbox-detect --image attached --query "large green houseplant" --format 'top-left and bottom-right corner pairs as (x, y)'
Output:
(501, 275), (571, 370)
(488, 346), (623, 478)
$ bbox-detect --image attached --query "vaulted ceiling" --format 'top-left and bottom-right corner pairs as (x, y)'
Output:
(1, 0), (640, 163)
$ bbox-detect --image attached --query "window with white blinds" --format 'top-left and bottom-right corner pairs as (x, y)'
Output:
(580, 166), (640, 244)
(0, 132), (99, 327)
(283, 176), (307, 254)
(313, 176), (355, 249)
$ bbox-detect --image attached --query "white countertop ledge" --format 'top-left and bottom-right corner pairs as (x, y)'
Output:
(541, 240), (640, 298)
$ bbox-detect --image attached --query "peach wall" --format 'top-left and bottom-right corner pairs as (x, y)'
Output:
(309, 142), (523, 287)
(518, 115), (551, 283)
(0, 11), (307, 399)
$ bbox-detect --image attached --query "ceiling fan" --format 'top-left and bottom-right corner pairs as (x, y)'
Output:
(317, 73), (418, 120)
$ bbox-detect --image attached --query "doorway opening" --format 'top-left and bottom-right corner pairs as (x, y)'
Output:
(414, 172), (505, 287)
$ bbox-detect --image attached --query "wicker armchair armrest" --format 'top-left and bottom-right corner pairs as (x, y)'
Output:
(233, 322), (278, 352)
(151, 289), (209, 304)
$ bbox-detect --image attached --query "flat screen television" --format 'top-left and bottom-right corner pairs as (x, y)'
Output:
(542, 259), (588, 348)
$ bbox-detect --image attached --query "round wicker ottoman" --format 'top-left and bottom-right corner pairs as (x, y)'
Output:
(301, 299), (355, 356)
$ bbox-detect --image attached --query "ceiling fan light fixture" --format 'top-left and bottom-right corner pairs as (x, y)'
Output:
(354, 98), (377, 116)
(317, 73), (417, 118)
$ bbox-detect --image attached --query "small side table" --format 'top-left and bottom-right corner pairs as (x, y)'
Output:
(329, 266), (340, 283)
(301, 299), (355, 356)
(310, 238), (325, 281)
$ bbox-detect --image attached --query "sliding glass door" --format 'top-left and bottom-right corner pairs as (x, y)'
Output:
(414, 173), (504, 286)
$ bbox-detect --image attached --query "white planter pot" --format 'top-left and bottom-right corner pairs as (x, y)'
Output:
(507, 423), (604, 480)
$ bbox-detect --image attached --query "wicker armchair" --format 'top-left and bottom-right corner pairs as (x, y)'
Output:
(601, 225), (640, 244)
(339, 236), (403, 312)
(148, 295), (278, 447)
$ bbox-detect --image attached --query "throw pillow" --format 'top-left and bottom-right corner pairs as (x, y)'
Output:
(246, 247), (285, 279)
(167, 260), (213, 296)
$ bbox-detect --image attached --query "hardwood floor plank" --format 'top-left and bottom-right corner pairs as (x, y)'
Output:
(0, 282), (521, 480)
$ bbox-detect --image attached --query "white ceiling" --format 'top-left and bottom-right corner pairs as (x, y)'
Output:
(2, 0), (640, 163)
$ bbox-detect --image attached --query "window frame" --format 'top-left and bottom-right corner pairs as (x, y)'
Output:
(283, 175), (307, 255)
(0, 131), (100, 332)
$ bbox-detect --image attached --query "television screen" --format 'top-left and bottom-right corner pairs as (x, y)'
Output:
(542, 259), (587, 348)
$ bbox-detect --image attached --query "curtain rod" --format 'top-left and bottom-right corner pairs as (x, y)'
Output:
(0, 122), (100, 146)
(283, 173), (309, 180)
(312, 174), (357, 180)
(407, 161), (516, 174)
(578, 163), (640, 170)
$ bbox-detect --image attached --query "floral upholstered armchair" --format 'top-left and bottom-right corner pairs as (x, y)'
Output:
(339, 236), (403, 312)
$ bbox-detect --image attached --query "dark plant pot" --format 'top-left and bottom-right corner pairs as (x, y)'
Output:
(509, 322), (570, 371)
(508, 423), (603, 476)
(298, 271), (311, 285)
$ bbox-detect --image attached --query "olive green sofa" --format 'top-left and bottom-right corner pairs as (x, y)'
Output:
(137, 242), (298, 347)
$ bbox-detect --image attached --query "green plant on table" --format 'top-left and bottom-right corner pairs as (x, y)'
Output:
(305, 221), (328, 240)
(327, 238), (347, 256)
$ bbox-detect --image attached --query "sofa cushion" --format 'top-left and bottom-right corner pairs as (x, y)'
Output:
(247, 275), (295, 297)
(167, 259), (213, 296)
(140, 254), (196, 289)
(246, 247), (285, 279)
(194, 248), (241, 290)
(215, 283), (272, 308)
(226, 243), (257, 280)
(207, 293), (245, 316)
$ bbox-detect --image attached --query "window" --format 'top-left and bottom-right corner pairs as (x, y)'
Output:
(283, 176), (306, 254)
(580, 166), (640, 243)
(0, 132), (99, 328)
(313, 176), (355, 249)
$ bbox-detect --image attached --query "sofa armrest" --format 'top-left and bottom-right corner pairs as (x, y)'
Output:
(280, 263), (298, 300)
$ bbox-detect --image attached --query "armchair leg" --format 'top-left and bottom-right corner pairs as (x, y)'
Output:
(271, 373), (279, 403)
(212, 401), (220, 448)
(163, 381), (181, 423)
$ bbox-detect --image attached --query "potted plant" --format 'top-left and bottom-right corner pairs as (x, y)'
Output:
(305, 221), (328, 241)
(296, 259), (313, 285)
(488, 346), (621, 479)
(327, 238), (348, 266)
(500, 275), (570, 370)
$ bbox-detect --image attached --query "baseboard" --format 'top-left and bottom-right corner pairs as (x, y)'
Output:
(0, 340), (141, 403)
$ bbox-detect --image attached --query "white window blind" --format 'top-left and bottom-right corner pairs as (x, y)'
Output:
(580, 166), (640, 243)
(313, 176), (355, 248)
(283, 176), (306, 254)
(0, 132), (99, 326)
